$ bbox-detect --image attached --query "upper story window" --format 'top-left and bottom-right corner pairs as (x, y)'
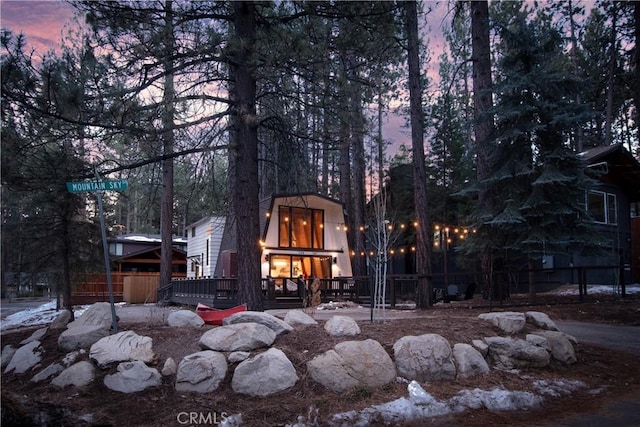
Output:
(587, 190), (617, 225)
(278, 206), (324, 249)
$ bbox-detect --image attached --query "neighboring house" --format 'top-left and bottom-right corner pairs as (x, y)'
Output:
(213, 193), (353, 282)
(71, 233), (187, 304)
(108, 233), (187, 274)
(184, 216), (226, 278)
(575, 144), (640, 283)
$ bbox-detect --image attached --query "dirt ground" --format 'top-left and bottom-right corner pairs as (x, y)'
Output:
(1, 293), (639, 426)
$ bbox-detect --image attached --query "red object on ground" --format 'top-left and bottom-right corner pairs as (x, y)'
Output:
(196, 303), (247, 325)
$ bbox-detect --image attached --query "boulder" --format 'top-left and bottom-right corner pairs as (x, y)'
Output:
(50, 310), (73, 329)
(393, 334), (456, 382)
(228, 351), (250, 363)
(232, 348), (298, 397)
(58, 325), (110, 352)
(483, 336), (551, 369)
(4, 340), (42, 374)
(167, 310), (204, 328)
(472, 339), (489, 357)
(62, 350), (85, 367)
(104, 360), (162, 393)
(452, 343), (490, 379)
(529, 330), (577, 364)
(323, 315), (360, 337)
(478, 312), (526, 334)
(1, 345), (16, 369)
(199, 323), (276, 352)
(307, 339), (395, 393)
(525, 312), (559, 331)
(20, 327), (48, 345)
(89, 330), (155, 369)
(51, 361), (95, 388)
(31, 363), (64, 383)
(175, 350), (228, 393)
(223, 311), (293, 335)
(161, 358), (177, 376)
(526, 334), (550, 351)
(67, 302), (114, 330)
(283, 310), (318, 327)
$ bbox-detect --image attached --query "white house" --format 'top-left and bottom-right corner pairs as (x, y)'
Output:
(259, 193), (353, 281)
(185, 216), (226, 278)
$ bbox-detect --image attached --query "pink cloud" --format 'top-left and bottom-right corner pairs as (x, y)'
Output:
(1, 0), (75, 54)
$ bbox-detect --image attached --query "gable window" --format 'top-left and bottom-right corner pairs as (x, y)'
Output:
(587, 190), (617, 225)
(278, 206), (324, 249)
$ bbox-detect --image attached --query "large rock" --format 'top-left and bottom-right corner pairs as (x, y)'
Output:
(393, 334), (456, 382)
(232, 348), (298, 397)
(223, 311), (293, 335)
(529, 330), (577, 364)
(452, 343), (490, 379)
(4, 340), (42, 374)
(323, 315), (361, 337)
(283, 310), (318, 327)
(30, 363), (64, 383)
(483, 336), (551, 369)
(89, 330), (155, 368)
(51, 361), (95, 388)
(50, 310), (73, 329)
(175, 350), (228, 393)
(67, 302), (114, 330)
(104, 360), (162, 393)
(1, 345), (16, 369)
(161, 358), (177, 376)
(58, 326), (110, 352)
(525, 312), (559, 331)
(20, 327), (48, 345)
(307, 339), (395, 393)
(478, 312), (526, 334)
(199, 323), (276, 352)
(167, 310), (204, 328)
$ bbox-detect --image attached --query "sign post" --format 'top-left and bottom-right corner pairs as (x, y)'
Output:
(67, 173), (128, 333)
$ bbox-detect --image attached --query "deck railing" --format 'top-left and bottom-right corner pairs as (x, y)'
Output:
(158, 264), (632, 309)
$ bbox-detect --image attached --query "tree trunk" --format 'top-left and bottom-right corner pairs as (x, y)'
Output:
(351, 84), (367, 277)
(471, 1), (495, 297)
(604, 2), (617, 146)
(634, 2), (640, 147)
(160, 0), (175, 290)
(230, 1), (263, 311)
(405, 1), (432, 308)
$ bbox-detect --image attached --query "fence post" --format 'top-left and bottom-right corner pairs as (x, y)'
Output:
(389, 276), (396, 308)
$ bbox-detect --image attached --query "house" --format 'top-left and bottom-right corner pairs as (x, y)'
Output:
(577, 144), (640, 283)
(258, 193), (353, 281)
(108, 233), (187, 274)
(184, 216), (226, 278)
(210, 193), (353, 281)
(71, 233), (187, 304)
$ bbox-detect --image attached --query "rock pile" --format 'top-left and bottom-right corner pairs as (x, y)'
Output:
(2, 305), (577, 399)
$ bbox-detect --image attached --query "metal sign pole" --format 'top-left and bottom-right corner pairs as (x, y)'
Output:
(94, 166), (119, 333)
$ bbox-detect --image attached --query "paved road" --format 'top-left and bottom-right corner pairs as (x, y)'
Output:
(557, 321), (640, 355)
(554, 321), (640, 426)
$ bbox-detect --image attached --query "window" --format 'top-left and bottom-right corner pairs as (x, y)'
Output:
(109, 243), (123, 256)
(191, 227), (196, 237)
(587, 190), (617, 225)
(278, 206), (324, 249)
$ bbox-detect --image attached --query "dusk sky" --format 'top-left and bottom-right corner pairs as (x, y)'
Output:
(1, 1), (452, 151)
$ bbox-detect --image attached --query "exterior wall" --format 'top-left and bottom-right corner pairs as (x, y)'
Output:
(260, 195), (353, 279)
(185, 216), (226, 279)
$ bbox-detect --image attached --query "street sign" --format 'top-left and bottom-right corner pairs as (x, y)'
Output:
(66, 179), (128, 193)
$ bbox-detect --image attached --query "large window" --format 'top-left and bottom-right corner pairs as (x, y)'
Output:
(278, 206), (324, 249)
(587, 190), (617, 225)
